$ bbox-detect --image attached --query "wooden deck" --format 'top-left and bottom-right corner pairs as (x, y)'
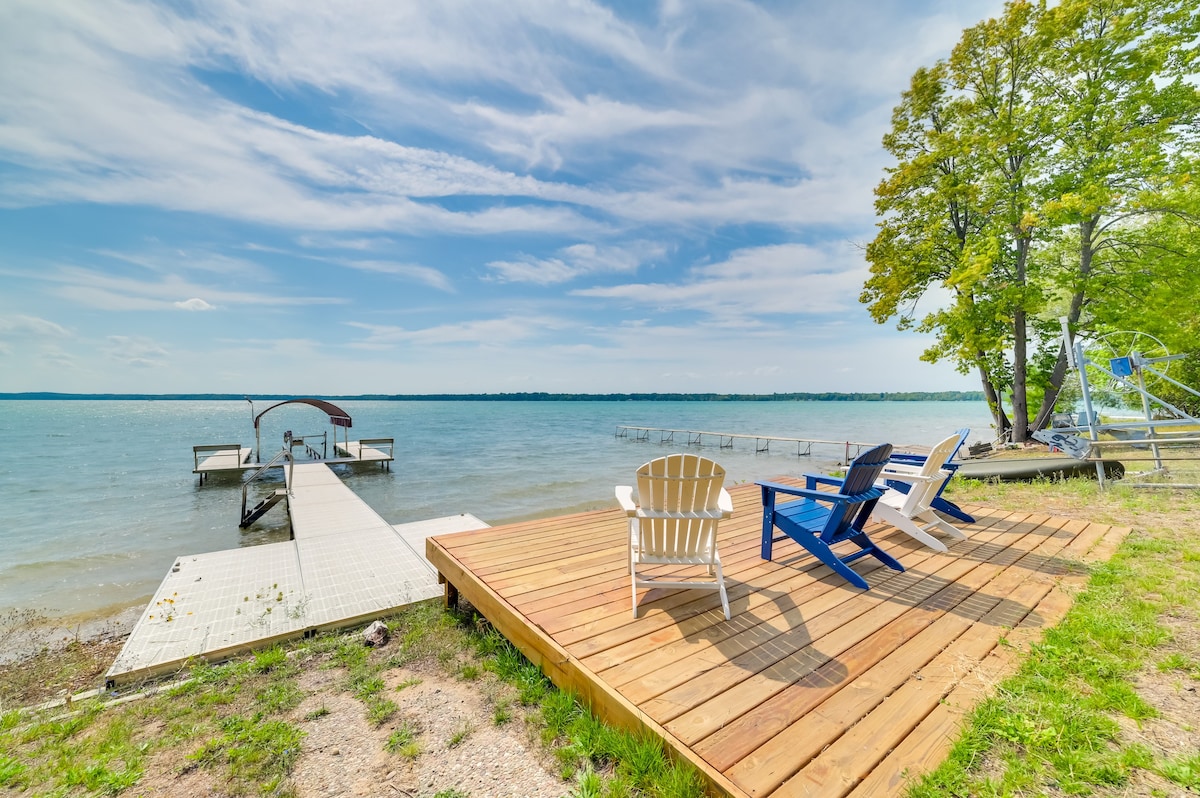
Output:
(426, 479), (1129, 798)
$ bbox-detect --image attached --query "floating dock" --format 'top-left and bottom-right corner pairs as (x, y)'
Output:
(106, 461), (486, 685)
(616, 425), (880, 463)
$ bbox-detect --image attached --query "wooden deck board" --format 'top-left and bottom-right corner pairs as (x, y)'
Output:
(426, 480), (1132, 798)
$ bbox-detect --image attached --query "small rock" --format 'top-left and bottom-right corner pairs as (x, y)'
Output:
(363, 620), (389, 647)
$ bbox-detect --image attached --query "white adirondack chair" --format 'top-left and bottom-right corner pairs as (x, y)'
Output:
(615, 453), (733, 619)
(872, 434), (968, 552)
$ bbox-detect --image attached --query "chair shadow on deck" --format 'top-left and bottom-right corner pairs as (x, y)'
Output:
(654, 573), (850, 688)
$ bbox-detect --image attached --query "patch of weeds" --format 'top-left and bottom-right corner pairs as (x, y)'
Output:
(433, 789), (469, 798)
(539, 688), (581, 743)
(1156, 651), (1198, 675)
(384, 721), (421, 759)
(515, 661), (551, 706)
(492, 700), (513, 726)
(349, 673), (384, 700)
(365, 696), (398, 727)
(1, 710), (22, 732)
(447, 718), (474, 748)
(458, 662), (481, 681)
(187, 713), (304, 790)
(252, 646), (289, 674)
(303, 705), (330, 721)
(609, 729), (668, 790)
(1159, 751), (1200, 789)
(0, 753), (27, 787)
(395, 676), (422, 692)
(569, 762), (603, 798)
(257, 678), (305, 715)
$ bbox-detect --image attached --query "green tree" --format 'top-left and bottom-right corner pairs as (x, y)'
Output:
(864, 0), (1200, 442)
(1029, 0), (1200, 429)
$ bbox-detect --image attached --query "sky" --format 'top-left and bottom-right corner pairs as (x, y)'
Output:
(0, 0), (1005, 395)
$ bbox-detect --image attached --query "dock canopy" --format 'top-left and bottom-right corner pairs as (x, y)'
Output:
(254, 398), (353, 430)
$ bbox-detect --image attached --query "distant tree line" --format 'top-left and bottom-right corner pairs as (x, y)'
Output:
(0, 391), (987, 402)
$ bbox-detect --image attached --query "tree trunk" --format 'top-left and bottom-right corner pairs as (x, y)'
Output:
(977, 360), (1010, 437)
(1010, 238), (1031, 443)
(1031, 218), (1096, 431)
(1012, 308), (1029, 443)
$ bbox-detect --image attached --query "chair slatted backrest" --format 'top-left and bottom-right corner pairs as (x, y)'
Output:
(636, 454), (726, 559)
(895, 434), (962, 515)
(921, 434), (962, 478)
(825, 442), (893, 540)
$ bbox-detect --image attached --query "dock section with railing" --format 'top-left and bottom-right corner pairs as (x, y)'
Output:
(615, 424), (878, 464)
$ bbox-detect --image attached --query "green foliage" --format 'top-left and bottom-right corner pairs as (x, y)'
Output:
(866, 0), (1200, 440)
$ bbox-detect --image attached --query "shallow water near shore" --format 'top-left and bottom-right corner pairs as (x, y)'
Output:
(0, 399), (994, 619)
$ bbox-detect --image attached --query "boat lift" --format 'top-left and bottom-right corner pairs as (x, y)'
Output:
(1033, 320), (1200, 488)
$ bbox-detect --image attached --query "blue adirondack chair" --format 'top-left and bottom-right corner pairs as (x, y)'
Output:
(758, 443), (904, 590)
(886, 428), (975, 523)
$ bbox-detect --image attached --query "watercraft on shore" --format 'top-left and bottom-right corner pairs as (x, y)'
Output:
(954, 456), (1124, 482)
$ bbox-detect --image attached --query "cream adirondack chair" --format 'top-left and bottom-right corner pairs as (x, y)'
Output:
(873, 434), (968, 551)
(615, 454), (733, 620)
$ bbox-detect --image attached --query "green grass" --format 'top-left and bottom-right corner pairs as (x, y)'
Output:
(384, 722), (421, 759)
(905, 478), (1200, 796)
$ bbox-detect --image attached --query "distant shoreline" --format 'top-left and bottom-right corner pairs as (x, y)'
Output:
(0, 391), (985, 402)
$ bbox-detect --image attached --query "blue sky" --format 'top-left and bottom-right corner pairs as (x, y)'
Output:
(0, 0), (1003, 395)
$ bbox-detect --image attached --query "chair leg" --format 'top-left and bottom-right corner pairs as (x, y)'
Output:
(845, 531), (905, 573)
(761, 514), (776, 560)
(631, 569), (639, 618)
(715, 560), (730, 620)
(871, 503), (948, 552)
(932, 496), (974, 523)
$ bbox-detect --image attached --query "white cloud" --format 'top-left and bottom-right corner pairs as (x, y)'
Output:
(487, 242), (660, 285)
(5, 266), (348, 312)
(575, 242), (869, 319)
(103, 335), (168, 368)
(175, 297), (215, 311)
(339, 260), (455, 292)
(0, 314), (70, 338)
(347, 315), (566, 348)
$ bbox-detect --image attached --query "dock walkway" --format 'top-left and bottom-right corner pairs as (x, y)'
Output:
(107, 462), (485, 685)
(615, 425), (878, 461)
(427, 480), (1128, 798)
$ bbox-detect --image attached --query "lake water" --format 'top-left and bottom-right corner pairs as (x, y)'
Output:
(0, 399), (995, 619)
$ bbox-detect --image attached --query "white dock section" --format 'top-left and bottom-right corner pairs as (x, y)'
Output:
(334, 438), (394, 463)
(193, 444), (254, 474)
(107, 462), (487, 685)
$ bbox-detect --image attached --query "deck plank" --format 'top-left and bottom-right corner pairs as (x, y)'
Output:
(426, 479), (1133, 798)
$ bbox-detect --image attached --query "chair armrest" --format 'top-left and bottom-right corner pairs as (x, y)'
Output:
(880, 461), (924, 477)
(718, 487), (733, 517)
(758, 480), (851, 505)
(889, 453), (928, 466)
(804, 473), (847, 490)
(615, 485), (636, 516)
(878, 467), (945, 485)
